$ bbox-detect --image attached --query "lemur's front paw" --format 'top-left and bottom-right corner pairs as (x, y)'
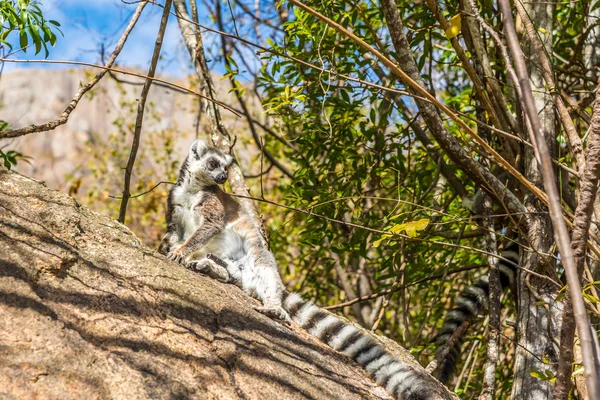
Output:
(253, 305), (292, 324)
(167, 246), (186, 265)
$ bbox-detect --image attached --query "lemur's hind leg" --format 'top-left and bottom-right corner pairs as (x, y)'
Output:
(187, 257), (230, 283)
(252, 248), (291, 323)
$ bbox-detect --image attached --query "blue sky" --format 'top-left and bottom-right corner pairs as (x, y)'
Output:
(3, 0), (205, 76)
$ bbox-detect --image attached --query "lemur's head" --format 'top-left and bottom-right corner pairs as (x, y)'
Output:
(186, 139), (234, 185)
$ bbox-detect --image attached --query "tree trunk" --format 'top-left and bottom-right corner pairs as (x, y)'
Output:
(511, 2), (561, 398)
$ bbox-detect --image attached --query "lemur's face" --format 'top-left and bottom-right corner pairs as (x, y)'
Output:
(187, 140), (234, 185)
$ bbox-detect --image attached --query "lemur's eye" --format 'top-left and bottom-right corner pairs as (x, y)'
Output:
(209, 161), (218, 170)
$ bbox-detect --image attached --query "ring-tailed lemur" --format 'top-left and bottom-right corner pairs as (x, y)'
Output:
(434, 240), (518, 383)
(159, 139), (452, 400)
(158, 139), (290, 321)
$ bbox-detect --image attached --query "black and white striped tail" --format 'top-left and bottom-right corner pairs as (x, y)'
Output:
(282, 292), (444, 399)
(434, 241), (519, 383)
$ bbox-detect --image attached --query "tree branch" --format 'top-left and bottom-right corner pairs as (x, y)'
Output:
(555, 80), (600, 399)
(117, 0), (172, 224)
(514, 0), (585, 172)
(479, 196), (500, 400)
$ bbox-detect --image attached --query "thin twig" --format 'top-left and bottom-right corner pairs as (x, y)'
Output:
(326, 263), (487, 310)
(226, 0), (240, 37)
(108, 181), (174, 199)
(118, 0), (173, 224)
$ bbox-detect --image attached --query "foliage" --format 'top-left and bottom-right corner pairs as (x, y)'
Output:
(250, 0), (595, 397)
(258, 0), (486, 368)
(0, 0), (61, 57)
(0, 120), (32, 170)
(0, 148), (29, 169)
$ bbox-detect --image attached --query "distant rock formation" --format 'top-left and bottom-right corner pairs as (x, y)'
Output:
(0, 68), (261, 191)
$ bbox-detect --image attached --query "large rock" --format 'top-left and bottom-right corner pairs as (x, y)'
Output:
(0, 169), (453, 399)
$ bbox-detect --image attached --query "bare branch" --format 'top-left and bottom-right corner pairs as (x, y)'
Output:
(555, 81), (600, 398)
(118, 0), (173, 224)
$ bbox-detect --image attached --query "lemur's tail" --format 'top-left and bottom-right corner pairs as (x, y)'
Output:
(434, 241), (518, 383)
(282, 291), (448, 400)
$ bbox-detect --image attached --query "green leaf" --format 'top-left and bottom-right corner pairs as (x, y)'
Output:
(530, 370), (545, 380)
(19, 29), (27, 50)
(583, 293), (600, 303)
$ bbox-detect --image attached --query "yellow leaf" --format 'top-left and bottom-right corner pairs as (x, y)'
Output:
(445, 14), (462, 39)
(538, 28), (547, 34)
(405, 218), (430, 237)
(412, 218), (430, 230)
(572, 366), (585, 377)
(373, 234), (391, 248)
(388, 219), (430, 238)
(389, 223), (406, 233)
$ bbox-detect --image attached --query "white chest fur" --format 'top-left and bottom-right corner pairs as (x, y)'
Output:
(171, 185), (204, 240)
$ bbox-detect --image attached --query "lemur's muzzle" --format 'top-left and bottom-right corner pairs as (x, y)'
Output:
(215, 174), (227, 184)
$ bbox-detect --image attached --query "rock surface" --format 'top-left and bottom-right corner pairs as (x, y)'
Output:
(0, 168), (454, 399)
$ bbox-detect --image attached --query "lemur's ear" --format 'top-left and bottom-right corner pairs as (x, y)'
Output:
(224, 154), (235, 167)
(190, 139), (209, 159)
